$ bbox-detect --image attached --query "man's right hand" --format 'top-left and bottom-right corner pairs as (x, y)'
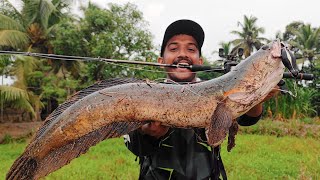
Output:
(140, 122), (169, 139)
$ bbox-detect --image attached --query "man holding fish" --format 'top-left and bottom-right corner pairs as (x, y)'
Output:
(125, 19), (279, 180)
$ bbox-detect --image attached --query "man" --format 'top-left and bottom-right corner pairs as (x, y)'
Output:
(125, 19), (278, 180)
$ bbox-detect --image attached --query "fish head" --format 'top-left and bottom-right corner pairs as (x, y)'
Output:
(251, 40), (285, 99)
(225, 40), (286, 114)
(242, 39), (285, 87)
(257, 40), (298, 76)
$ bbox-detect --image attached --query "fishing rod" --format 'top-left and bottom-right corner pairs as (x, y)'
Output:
(0, 50), (223, 73)
(0, 50), (314, 80)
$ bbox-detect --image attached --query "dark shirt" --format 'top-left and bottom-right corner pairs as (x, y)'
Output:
(125, 114), (261, 180)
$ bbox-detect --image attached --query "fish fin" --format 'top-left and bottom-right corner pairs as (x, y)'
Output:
(32, 121), (146, 178)
(206, 103), (233, 147)
(227, 120), (239, 152)
(35, 78), (145, 139)
(6, 156), (37, 180)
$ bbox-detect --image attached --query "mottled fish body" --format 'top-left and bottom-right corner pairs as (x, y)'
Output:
(7, 41), (285, 179)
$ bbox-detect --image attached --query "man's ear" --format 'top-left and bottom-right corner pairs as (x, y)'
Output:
(158, 57), (164, 64)
(157, 57), (165, 69)
(199, 57), (204, 65)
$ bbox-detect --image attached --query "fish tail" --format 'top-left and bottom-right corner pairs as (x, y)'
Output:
(6, 156), (38, 180)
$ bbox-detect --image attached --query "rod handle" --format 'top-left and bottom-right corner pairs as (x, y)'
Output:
(283, 72), (314, 80)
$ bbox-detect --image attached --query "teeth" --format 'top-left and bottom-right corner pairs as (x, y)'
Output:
(178, 63), (189, 66)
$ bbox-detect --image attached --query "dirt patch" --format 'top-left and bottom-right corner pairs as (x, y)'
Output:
(0, 122), (43, 142)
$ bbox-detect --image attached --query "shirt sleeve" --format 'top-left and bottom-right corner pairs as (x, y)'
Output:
(237, 113), (262, 126)
(124, 129), (161, 157)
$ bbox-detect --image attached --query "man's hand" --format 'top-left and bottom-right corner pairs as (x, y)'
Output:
(140, 122), (169, 139)
(262, 85), (280, 102)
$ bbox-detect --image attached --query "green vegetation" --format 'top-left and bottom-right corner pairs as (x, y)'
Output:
(1, 134), (319, 179)
(240, 118), (320, 139)
(223, 134), (320, 179)
(264, 80), (318, 119)
(0, 1), (159, 122)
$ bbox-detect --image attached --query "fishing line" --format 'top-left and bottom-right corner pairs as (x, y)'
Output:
(82, 60), (218, 75)
(292, 80), (298, 97)
(0, 51), (224, 74)
(274, 87), (297, 98)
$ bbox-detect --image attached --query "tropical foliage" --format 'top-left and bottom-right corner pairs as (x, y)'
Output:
(0, 1), (319, 122)
(264, 80), (317, 119)
(0, 1), (159, 121)
(273, 23), (320, 117)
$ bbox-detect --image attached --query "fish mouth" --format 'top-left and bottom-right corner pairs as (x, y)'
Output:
(271, 40), (282, 58)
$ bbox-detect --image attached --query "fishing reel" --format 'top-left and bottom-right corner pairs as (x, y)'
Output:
(277, 44), (316, 95)
(218, 48), (244, 74)
(216, 44), (314, 95)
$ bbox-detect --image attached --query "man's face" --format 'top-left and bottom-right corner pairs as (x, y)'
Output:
(158, 34), (203, 82)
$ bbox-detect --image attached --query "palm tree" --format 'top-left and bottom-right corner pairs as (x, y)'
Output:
(282, 21), (305, 42)
(289, 24), (320, 63)
(0, 0), (73, 52)
(0, 0), (72, 120)
(230, 15), (267, 57)
(10, 55), (45, 120)
(0, 85), (35, 122)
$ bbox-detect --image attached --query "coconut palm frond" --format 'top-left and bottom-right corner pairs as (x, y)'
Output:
(230, 30), (244, 37)
(22, 0), (56, 30)
(0, 30), (29, 49)
(230, 39), (243, 46)
(0, 85), (35, 116)
(12, 56), (38, 88)
(10, 97), (36, 117)
(39, 0), (56, 30)
(0, 14), (25, 31)
(45, 23), (58, 37)
(0, 85), (29, 102)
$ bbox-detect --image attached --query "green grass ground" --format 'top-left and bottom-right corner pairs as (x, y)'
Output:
(1, 134), (319, 180)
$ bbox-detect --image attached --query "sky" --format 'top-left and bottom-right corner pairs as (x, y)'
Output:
(80, 0), (320, 61)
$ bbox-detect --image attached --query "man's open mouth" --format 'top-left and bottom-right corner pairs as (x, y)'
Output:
(177, 62), (191, 67)
(172, 58), (193, 66)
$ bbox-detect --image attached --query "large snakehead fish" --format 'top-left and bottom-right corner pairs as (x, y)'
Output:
(6, 40), (298, 179)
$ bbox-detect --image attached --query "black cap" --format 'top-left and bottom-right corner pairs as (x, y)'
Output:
(160, 19), (205, 56)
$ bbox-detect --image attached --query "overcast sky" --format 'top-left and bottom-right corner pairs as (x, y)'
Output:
(82, 0), (320, 60)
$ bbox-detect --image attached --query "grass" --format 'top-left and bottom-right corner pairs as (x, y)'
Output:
(224, 135), (320, 179)
(239, 118), (320, 139)
(1, 134), (319, 180)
